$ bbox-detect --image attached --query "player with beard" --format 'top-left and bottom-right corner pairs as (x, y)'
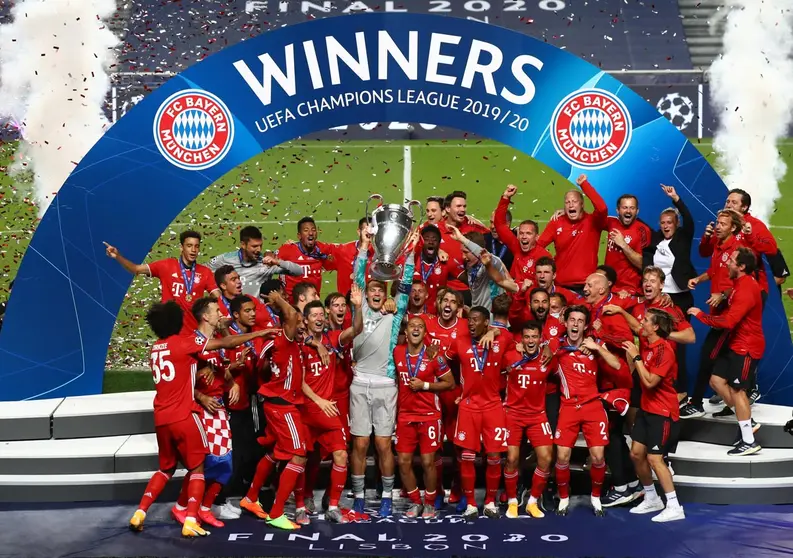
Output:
(424, 289), (468, 508)
(444, 306), (512, 519)
(277, 217), (336, 301)
(534, 257), (581, 305)
(349, 228), (419, 519)
(208, 226), (303, 297)
(503, 322), (554, 519)
(298, 286), (364, 524)
(104, 231), (220, 332)
(240, 291), (308, 530)
(681, 209), (745, 419)
(538, 175), (608, 292)
(581, 273), (639, 507)
(129, 299), (274, 537)
(415, 225), (452, 314)
(605, 195), (652, 295)
(327, 218), (374, 296)
(435, 191), (490, 302)
(407, 282), (430, 320)
(395, 316), (455, 519)
(448, 228), (518, 309)
(214, 265), (243, 319)
(544, 305), (622, 517)
(624, 309), (685, 522)
(689, 247), (764, 456)
(604, 267), (695, 405)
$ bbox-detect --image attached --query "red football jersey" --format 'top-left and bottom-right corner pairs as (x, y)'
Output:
(276, 241), (335, 300)
(503, 349), (549, 415)
(148, 259), (219, 329)
(444, 335), (510, 411)
(696, 274), (765, 359)
(433, 219), (489, 292)
(542, 315), (565, 343)
(424, 316), (469, 353)
(536, 180), (608, 286)
(150, 333), (208, 426)
(328, 240), (374, 296)
(495, 196), (552, 286)
(333, 342), (354, 400)
(216, 294), (234, 319)
(631, 299), (691, 351)
(194, 339), (226, 399)
(394, 345), (450, 422)
(550, 337), (601, 404)
(587, 293), (637, 348)
(413, 257), (452, 314)
(737, 212), (777, 293)
(226, 331), (267, 410)
(253, 298), (281, 331)
(604, 216), (651, 295)
(699, 235), (743, 299)
(639, 337), (679, 419)
(258, 331), (305, 404)
(302, 330), (345, 402)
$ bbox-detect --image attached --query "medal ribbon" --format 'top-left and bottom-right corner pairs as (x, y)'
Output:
(195, 329), (225, 360)
(469, 263), (482, 286)
(471, 342), (488, 373)
(490, 237), (508, 260)
(298, 241), (328, 260)
(265, 305), (281, 326)
(405, 346), (426, 378)
(509, 349), (540, 370)
(220, 295), (232, 316)
(420, 258), (438, 282)
(179, 258), (196, 298)
(229, 323), (254, 353)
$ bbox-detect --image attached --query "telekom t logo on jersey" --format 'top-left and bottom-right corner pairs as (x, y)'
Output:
(517, 374), (532, 388)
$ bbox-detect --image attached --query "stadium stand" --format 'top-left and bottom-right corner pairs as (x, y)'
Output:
(678, 0), (727, 68)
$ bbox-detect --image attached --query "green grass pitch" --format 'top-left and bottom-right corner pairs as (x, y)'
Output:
(1, 139), (792, 393)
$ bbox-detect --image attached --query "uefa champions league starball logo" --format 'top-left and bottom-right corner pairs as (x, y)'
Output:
(656, 93), (695, 131)
(153, 89), (235, 171)
(551, 89), (632, 170)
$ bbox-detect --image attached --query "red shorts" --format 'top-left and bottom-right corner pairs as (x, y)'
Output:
(505, 408), (553, 448)
(555, 399), (609, 448)
(303, 408), (347, 457)
(440, 386), (461, 441)
(264, 403), (307, 461)
(453, 405), (508, 453)
(396, 417), (444, 455)
(155, 413), (208, 471)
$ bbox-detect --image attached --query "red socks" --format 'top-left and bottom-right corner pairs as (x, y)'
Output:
(556, 462), (571, 499)
(504, 467), (519, 500)
(246, 453), (276, 502)
(328, 463), (347, 507)
(176, 473), (190, 508)
(407, 488), (422, 505)
(186, 473), (205, 522)
(530, 467), (550, 499)
(270, 462), (305, 520)
(590, 461), (606, 497)
(201, 481), (223, 510)
(485, 457), (502, 505)
(424, 489), (437, 506)
(138, 470), (170, 512)
(293, 472), (306, 510)
(460, 451), (476, 502)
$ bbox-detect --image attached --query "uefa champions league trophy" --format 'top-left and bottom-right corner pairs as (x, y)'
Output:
(365, 194), (423, 282)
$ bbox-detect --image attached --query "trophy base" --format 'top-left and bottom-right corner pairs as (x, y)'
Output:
(370, 262), (402, 282)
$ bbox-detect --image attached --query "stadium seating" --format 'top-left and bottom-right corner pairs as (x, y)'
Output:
(2, 393), (793, 505)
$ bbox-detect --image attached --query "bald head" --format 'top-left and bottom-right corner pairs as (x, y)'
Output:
(583, 273), (609, 304)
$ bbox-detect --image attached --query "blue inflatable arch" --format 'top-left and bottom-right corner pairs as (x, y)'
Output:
(1, 13), (791, 403)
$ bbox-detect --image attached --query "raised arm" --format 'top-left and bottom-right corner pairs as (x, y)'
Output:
(387, 231), (420, 379)
(481, 251), (518, 293)
(267, 290), (301, 340)
(205, 328), (277, 352)
(577, 174), (608, 229)
(103, 242), (149, 276)
(261, 255), (304, 277)
(494, 186), (521, 254)
(339, 284), (364, 346)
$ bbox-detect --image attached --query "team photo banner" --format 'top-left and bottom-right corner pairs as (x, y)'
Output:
(1, 13), (791, 402)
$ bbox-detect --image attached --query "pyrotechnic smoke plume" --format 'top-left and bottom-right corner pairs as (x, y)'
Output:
(0, 0), (119, 218)
(708, 0), (793, 223)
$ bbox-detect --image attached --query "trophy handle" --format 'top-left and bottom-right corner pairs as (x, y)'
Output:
(406, 200), (424, 230)
(365, 194), (384, 223)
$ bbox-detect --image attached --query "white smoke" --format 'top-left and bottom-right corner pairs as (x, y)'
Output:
(708, 0), (793, 224)
(0, 0), (119, 218)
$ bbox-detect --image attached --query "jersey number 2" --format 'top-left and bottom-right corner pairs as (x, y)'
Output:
(152, 350), (176, 384)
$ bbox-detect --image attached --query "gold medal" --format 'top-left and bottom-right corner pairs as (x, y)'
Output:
(185, 294), (193, 302)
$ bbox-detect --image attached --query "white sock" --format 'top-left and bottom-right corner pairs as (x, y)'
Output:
(558, 497), (570, 508)
(665, 491), (680, 508)
(328, 505), (338, 511)
(739, 419), (755, 444)
(528, 495), (538, 505)
(614, 484), (627, 492)
(644, 484), (659, 501)
(628, 480), (639, 488)
(485, 501), (497, 510)
(591, 495), (603, 510)
(200, 505), (210, 512)
(466, 504), (478, 513)
(174, 503), (186, 511)
(508, 497), (518, 505)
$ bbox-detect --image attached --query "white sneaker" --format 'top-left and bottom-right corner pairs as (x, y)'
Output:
(213, 501), (242, 519)
(652, 505), (685, 522)
(630, 498), (665, 514)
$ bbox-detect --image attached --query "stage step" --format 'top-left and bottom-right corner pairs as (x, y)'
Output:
(675, 474), (793, 505)
(52, 392), (154, 439)
(680, 402), (793, 449)
(0, 436), (129, 475)
(669, 440), (793, 478)
(0, 470), (186, 503)
(0, 398), (63, 441)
